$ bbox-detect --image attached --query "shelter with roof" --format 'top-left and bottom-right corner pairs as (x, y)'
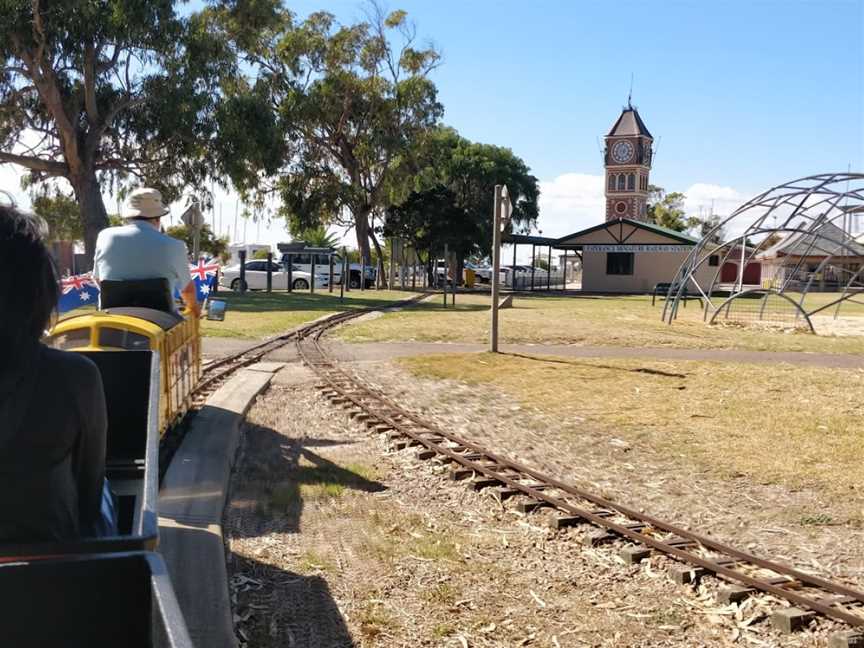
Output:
(554, 103), (716, 292)
(757, 220), (864, 290)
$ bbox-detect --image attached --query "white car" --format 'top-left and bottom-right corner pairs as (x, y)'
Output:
(220, 260), (330, 291)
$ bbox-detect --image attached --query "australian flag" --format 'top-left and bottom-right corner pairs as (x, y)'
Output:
(58, 273), (100, 313)
(188, 258), (220, 302)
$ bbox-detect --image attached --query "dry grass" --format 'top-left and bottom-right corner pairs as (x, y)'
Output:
(398, 352), (864, 497)
(339, 292), (864, 354)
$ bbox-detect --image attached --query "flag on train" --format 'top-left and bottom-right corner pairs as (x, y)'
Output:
(189, 258), (220, 302)
(58, 273), (100, 313)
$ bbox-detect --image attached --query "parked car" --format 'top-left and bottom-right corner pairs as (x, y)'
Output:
(278, 251), (376, 289)
(220, 260), (329, 291)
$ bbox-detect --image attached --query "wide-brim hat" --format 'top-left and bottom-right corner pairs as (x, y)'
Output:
(124, 188), (170, 220)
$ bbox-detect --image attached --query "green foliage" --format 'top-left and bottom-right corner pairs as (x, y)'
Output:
(0, 0), (243, 254)
(293, 225), (340, 249)
(252, 248), (271, 259)
(31, 191), (81, 241)
(384, 185), (481, 262)
(165, 223), (230, 262)
(389, 126), (539, 257)
(647, 185), (698, 232)
(232, 5), (443, 263)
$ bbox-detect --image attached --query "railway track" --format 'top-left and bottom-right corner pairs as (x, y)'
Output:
(295, 312), (864, 642)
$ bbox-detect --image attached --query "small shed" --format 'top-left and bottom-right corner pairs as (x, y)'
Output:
(555, 218), (713, 293)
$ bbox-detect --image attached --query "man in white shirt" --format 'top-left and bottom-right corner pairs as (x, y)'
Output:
(93, 188), (200, 317)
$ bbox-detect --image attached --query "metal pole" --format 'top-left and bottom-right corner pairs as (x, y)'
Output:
(266, 252), (273, 293)
(286, 253), (293, 293)
(563, 250), (568, 292)
(531, 245), (536, 291)
(443, 245), (449, 307)
(344, 248), (350, 293)
(360, 259), (365, 291)
(239, 249), (247, 294)
(339, 254), (346, 301)
(310, 254), (316, 294)
(389, 238), (397, 291)
(490, 186), (503, 352)
(547, 246), (552, 291)
(329, 254), (334, 293)
(512, 241), (517, 289)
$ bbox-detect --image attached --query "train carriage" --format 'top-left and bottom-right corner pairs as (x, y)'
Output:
(46, 306), (201, 435)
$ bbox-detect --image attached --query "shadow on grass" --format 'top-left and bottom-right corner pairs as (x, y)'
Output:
(500, 352), (687, 379)
(223, 422), (389, 646)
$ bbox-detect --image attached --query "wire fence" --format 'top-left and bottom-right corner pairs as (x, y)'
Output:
(508, 270), (567, 291)
(709, 290), (812, 330)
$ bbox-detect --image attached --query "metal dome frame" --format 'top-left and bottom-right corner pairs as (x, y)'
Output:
(662, 173), (864, 330)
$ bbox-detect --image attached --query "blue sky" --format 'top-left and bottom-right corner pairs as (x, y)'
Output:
(297, 0), (863, 188)
(3, 0), (862, 249)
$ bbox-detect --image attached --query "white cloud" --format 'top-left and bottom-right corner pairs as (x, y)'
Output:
(682, 182), (747, 220)
(535, 172), (605, 238)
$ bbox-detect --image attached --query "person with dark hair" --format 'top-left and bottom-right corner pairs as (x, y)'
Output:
(0, 203), (114, 541)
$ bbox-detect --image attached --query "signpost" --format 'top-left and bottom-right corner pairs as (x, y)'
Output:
(490, 185), (511, 352)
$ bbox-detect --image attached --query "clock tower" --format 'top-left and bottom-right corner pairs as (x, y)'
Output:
(604, 102), (653, 222)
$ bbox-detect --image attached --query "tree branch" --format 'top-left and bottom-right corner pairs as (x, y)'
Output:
(0, 150), (67, 175)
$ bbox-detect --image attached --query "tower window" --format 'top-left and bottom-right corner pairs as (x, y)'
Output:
(608, 175), (615, 191)
(617, 174), (626, 191)
(627, 173), (635, 191)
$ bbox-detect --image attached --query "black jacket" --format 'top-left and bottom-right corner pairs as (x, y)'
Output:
(0, 345), (107, 542)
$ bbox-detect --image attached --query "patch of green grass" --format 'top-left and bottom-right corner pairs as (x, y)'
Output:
(422, 583), (458, 606)
(202, 289), (421, 339)
(799, 513), (835, 526)
(297, 549), (336, 574)
(358, 603), (398, 640)
(339, 293), (864, 354)
(432, 623), (455, 638)
(269, 459), (380, 508)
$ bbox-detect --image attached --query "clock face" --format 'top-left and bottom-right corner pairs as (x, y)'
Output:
(615, 201), (628, 214)
(611, 140), (634, 164)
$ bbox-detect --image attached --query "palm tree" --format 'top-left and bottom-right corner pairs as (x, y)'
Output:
(295, 225), (339, 249)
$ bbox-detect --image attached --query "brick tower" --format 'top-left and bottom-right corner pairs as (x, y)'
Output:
(604, 102), (653, 222)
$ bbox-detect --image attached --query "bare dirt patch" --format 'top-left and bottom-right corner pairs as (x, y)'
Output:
(224, 362), (860, 647)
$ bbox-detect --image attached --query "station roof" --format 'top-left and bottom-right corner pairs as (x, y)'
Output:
(759, 221), (864, 258)
(502, 233), (562, 246)
(555, 218), (700, 248)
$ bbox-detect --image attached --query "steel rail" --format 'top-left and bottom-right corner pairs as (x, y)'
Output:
(297, 320), (864, 629)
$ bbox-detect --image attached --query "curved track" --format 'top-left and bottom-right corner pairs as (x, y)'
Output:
(295, 311), (864, 633)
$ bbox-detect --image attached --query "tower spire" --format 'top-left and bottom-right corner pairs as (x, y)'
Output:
(627, 73), (633, 108)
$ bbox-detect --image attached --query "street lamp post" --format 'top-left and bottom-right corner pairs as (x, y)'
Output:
(490, 185), (511, 352)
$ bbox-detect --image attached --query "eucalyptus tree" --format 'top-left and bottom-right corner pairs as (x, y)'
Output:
(0, 0), (244, 257)
(248, 5), (442, 264)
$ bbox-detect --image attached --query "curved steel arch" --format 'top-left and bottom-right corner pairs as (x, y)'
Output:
(663, 173), (864, 332)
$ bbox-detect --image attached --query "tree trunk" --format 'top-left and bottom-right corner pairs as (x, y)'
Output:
(72, 170), (109, 268)
(354, 206), (373, 266)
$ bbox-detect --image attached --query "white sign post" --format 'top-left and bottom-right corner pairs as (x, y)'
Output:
(490, 185), (512, 352)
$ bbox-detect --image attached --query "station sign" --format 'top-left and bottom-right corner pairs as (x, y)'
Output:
(584, 244), (694, 253)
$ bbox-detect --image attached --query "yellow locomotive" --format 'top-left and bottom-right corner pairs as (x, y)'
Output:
(46, 305), (200, 435)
